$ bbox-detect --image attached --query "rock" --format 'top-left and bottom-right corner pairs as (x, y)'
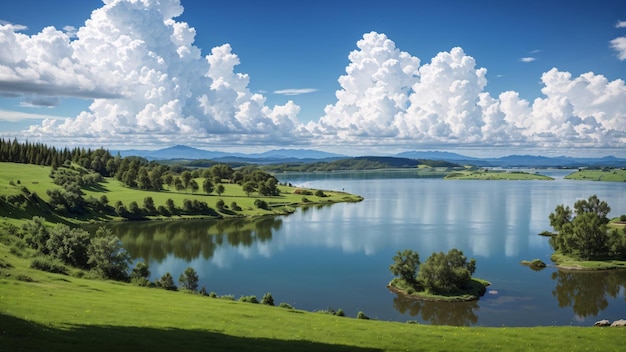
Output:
(610, 319), (626, 327)
(594, 319), (611, 327)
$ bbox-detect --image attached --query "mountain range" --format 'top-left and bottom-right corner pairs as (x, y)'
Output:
(116, 145), (626, 168)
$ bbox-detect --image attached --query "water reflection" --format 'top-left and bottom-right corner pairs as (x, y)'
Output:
(98, 217), (283, 263)
(392, 294), (479, 326)
(551, 270), (626, 318)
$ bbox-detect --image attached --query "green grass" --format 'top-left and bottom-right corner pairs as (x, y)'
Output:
(388, 278), (489, 302)
(1, 243), (625, 351)
(0, 162), (363, 225)
(444, 170), (553, 180)
(550, 253), (626, 270)
(564, 168), (626, 182)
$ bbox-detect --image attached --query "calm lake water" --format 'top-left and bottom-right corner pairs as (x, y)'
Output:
(104, 170), (626, 326)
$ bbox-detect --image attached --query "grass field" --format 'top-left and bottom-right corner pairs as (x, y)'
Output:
(0, 162), (363, 226)
(565, 168), (626, 182)
(444, 170), (553, 180)
(1, 241), (625, 352)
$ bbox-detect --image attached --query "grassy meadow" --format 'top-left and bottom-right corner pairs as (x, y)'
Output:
(1, 242), (625, 352)
(2, 161), (626, 351)
(565, 168), (626, 182)
(0, 162), (362, 226)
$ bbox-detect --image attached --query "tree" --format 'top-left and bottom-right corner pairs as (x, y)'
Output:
(550, 195), (617, 260)
(181, 170), (193, 189)
(131, 262), (151, 286)
(158, 272), (177, 290)
(216, 184), (225, 196)
(189, 179), (199, 194)
(261, 292), (275, 306)
(178, 267), (199, 291)
(390, 249), (420, 283)
(87, 227), (131, 281)
(21, 216), (50, 253)
(143, 196), (156, 213)
(242, 181), (256, 196)
(202, 178), (214, 194)
(417, 248), (476, 294)
(46, 225), (90, 269)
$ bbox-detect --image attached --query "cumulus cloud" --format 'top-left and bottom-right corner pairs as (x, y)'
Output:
(273, 88), (318, 96)
(1, 0), (307, 146)
(310, 31), (626, 149)
(520, 57), (536, 63)
(616, 20), (626, 28)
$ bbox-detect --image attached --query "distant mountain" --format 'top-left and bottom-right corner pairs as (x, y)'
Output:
(117, 145), (345, 161)
(396, 151), (626, 168)
(117, 145), (626, 168)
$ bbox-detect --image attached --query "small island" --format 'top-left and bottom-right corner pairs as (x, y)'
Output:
(543, 195), (626, 270)
(387, 248), (490, 302)
(564, 168), (626, 182)
(444, 169), (553, 180)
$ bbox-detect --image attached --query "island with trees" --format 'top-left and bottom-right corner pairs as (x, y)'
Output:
(388, 248), (489, 301)
(545, 195), (626, 270)
(444, 169), (554, 180)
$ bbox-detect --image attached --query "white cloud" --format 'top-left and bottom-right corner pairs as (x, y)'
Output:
(0, 109), (66, 122)
(62, 25), (78, 38)
(520, 57), (536, 63)
(310, 32), (626, 150)
(1, 0), (307, 146)
(0, 19), (27, 31)
(1, 3), (625, 152)
(273, 88), (318, 96)
(616, 20), (626, 28)
(610, 37), (626, 60)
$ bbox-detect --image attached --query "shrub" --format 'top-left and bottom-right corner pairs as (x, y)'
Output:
(157, 272), (177, 291)
(356, 311), (370, 320)
(209, 292), (218, 298)
(254, 199), (269, 210)
(216, 199), (225, 211)
(230, 201), (242, 211)
(178, 267), (199, 292)
(239, 295), (259, 303)
(314, 190), (325, 197)
(336, 309), (345, 317)
(621, 214), (626, 222)
(199, 286), (208, 296)
(16, 274), (35, 282)
(261, 292), (275, 306)
(30, 257), (69, 275)
(220, 294), (235, 301)
(278, 302), (293, 309)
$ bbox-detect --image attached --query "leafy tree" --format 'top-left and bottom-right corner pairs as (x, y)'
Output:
(417, 248), (476, 294)
(21, 216), (50, 253)
(242, 181), (256, 196)
(261, 292), (275, 306)
(87, 227), (131, 281)
(390, 249), (420, 283)
(131, 261), (151, 286)
(166, 198), (176, 213)
(143, 196), (156, 213)
(550, 195), (619, 259)
(158, 272), (177, 290)
(189, 179), (199, 194)
(181, 170), (193, 189)
(202, 178), (214, 194)
(46, 225), (90, 269)
(178, 267), (199, 291)
(216, 199), (225, 211)
(216, 184), (225, 196)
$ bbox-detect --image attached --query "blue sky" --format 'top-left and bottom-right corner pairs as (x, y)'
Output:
(0, 0), (625, 157)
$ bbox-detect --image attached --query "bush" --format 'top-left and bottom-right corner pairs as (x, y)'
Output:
(178, 267), (199, 292)
(254, 199), (269, 210)
(157, 272), (177, 291)
(220, 294), (235, 300)
(261, 292), (274, 306)
(356, 311), (370, 320)
(30, 257), (69, 275)
(336, 309), (345, 317)
(620, 214), (626, 222)
(209, 292), (218, 298)
(239, 295), (259, 303)
(278, 302), (293, 309)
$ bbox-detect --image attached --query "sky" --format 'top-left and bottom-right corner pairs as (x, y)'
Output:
(0, 0), (625, 157)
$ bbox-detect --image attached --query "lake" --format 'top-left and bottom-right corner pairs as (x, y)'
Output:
(104, 170), (626, 326)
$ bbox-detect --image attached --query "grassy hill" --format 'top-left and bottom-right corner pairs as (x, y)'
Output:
(1, 241), (625, 352)
(0, 162), (362, 227)
(565, 168), (626, 182)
